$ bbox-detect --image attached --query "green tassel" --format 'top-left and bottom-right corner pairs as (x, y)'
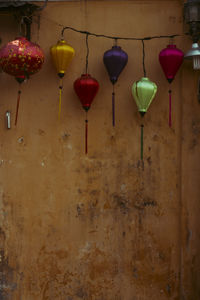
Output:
(141, 124), (144, 161)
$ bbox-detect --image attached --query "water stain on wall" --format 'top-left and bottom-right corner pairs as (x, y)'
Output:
(0, 228), (16, 300)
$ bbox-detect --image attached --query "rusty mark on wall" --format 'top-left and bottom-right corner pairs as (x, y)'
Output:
(0, 227), (17, 300)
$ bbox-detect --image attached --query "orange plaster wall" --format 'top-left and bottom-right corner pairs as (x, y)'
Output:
(0, 1), (199, 299)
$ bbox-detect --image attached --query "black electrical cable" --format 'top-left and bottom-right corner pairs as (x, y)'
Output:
(61, 25), (180, 41)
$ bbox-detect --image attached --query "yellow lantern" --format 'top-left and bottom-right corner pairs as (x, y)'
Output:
(50, 39), (75, 119)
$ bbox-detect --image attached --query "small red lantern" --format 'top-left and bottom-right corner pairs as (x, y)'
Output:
(0, 36), (44, 125)
(74, 74), (99, 154)
(159, 44), (184, 127)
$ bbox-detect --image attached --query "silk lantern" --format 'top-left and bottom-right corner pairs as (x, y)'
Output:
(50, 39), (75, 119)
(0, 36), (44, 125)
(103, 45), (128, 126)
(159, 44), (184, 127)
(74, 74), (99, 154)
(132, 77), (157, 161)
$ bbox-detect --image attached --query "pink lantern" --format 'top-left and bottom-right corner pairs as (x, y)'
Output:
(159, 44), (184, 127)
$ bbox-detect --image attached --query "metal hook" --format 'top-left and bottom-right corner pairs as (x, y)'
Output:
(6, 111), (11, 129)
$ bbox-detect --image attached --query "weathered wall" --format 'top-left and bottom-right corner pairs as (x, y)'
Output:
(0, 1), (199, 299)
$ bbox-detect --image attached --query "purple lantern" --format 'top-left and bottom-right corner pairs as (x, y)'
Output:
(103, 45), (128, 126)
(159, 44), (184, 127)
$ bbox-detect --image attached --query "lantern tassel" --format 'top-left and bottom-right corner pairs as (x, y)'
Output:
(85, 117), (88, 155)
(141, 124), (144, 161)
(15, 88), (22, 126)
(169, 89), (172, 127)
(58, 79), (63, 120)
(112, 85), (115, 127)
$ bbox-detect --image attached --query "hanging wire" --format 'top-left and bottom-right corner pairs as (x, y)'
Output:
(85, 34), (89, 74)
(142, 39), (146, 77)
(19, 16), (26, 37)
(61, 25), (181, 42)
(169, 36), (174, 45)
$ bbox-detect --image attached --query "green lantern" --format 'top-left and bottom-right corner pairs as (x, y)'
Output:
(132, 77), (157, 162)
(132, 77), (157, 116)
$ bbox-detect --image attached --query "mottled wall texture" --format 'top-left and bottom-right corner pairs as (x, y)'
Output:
(0, 0), (199, 299)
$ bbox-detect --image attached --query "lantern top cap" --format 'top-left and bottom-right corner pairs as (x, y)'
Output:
(185, 42), (200, 58)
(15, 36), (27, 40)
(112, 45), (121, 49)
(81, 73), (91, 77)
(59, 39), (66, 43)
(140, 77), (150, 81)
(167, 44), (177, 48)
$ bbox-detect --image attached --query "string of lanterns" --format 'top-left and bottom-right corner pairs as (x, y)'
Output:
(0, 24), (192, 159)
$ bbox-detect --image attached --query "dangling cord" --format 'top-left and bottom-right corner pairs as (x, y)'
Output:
(169, 89), (172, 127)
(85, 33), (89, 74)
(112, 84), (115, 127)
(141, 40), (146, 77)
(58, 78), (63, 120)
(85, 111), (88, 154)
(169, 36), (174, 45)
(111, 38), (117, 127)
(15, 85), (22, 126)
(141, 124), (144, 162)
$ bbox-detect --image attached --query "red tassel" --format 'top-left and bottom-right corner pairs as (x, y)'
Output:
(85, 119), (88, 154)
(169, 89), (172, 127)
(15, 89), (21, 126)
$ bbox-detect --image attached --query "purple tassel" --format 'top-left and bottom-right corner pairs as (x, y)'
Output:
(112, 86), (115, 127)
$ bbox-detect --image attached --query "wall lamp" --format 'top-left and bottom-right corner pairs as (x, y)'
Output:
(184, 0), (200, 69)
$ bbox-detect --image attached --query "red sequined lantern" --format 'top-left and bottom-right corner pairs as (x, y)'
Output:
(0, 37), (44, 124)
(74, 74), (99, 154)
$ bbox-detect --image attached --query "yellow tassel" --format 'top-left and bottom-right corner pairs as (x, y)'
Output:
(58, 79), (63, 120)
